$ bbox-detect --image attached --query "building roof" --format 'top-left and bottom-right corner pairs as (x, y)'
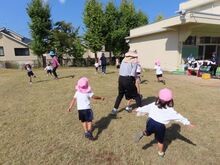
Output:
(0, 27), (31, 46)
(126, 11), (220, 39)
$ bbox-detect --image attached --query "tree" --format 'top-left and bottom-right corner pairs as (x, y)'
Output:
(103, 1), (118, 62)
(26, 0), (52, 67)
(50, 21), (85, 60)
(155, 14), (164, 22)
(113, 0), (148, 56)
(83, 0), (104, 58)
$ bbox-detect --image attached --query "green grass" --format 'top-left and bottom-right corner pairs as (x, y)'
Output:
(0, 67), (220, 164)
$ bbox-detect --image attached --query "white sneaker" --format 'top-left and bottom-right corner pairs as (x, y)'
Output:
(158, 151), (165, 157)
(125, 106), (132, 112)
(111, 108), (117, 115)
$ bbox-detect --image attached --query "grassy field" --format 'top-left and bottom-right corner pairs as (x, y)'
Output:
(0, 67), (220, 165)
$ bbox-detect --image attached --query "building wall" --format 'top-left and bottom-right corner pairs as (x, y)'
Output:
(191, 1), (220, 14)
(129, 31), (180, 71)
(0, 34), (37, 67)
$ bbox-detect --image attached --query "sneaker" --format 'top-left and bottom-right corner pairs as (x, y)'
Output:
(87, 131), (94, 140)
(125, 106), (132, 112)
(158, 151), (165, 157)
(134, 131), (144, 143)
(111, 108), (118, 115)
(84, 132), (90, 138)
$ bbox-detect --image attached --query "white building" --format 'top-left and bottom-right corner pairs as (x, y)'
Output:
(126, 0), (220, 71)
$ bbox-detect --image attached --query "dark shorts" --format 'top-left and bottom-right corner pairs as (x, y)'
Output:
(78, 109), (93, 122)
(119, 76), (138, 100)
(145, 118), (166, 143)
(27, 71), (34, 77)
(156, 74), (162, 78)
(47, 70), (52, 74)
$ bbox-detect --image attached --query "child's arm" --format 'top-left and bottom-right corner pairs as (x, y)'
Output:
(91, 95), (105, 101)
(67, 98), (76, 112)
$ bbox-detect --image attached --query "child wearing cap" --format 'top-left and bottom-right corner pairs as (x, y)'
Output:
(134, 88), (194, 157)
(67, 77), (104, 140)
(154, 60), (165, 85)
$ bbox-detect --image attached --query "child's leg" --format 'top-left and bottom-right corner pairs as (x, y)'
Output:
(82, 122), (88, 133)
(157, 142), (164, 153)
(86, 121), (92, 132)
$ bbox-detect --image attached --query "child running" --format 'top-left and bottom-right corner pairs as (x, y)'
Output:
(134, 88), (194, 157)
(67, 77), (104, 140)
(94, 58), (99, 73)
(24, 63), (36, 84)
(44, 62), (53, 76)
(154, 60), (165, 85)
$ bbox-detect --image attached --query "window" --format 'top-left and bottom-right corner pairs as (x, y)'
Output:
(0, 46), (4, 56)
(14, 48), (30, 56)
(183, 36), (196, 45)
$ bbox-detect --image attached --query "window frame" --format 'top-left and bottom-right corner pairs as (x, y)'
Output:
(0, 46), (4, 56)
(14, 48), (30, 56)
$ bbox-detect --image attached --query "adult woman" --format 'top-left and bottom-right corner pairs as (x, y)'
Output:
(111, 50), (142, 115)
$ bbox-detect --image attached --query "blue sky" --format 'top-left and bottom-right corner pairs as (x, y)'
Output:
(0, 0), (185, 38)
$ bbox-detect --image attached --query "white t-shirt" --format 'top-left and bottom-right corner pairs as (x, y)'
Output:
(154, 65), (163, 75)
(44, 66), (53, 71)
(136, 64), (141, 73)
(136, 102), (190, 125)
(94, 62), (99, 68)
(74, 91), (94, 110)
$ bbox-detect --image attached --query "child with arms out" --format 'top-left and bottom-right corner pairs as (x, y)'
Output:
(134, 88), (194, 157)
(67, 77), (104, 140)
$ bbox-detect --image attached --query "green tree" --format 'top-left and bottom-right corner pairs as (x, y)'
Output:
(51, 21), (85, 60)
(155, 14), (164, 22)
(103, 1), (118, 62)
(113, 0), (148, 56)
(83, 0), (104, 58)
(26, 0), (52, 67)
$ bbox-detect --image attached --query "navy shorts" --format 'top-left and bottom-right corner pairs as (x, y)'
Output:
(145, 118), (166, 143)
(156, 74), (162, 78)
(78, 109), (93, 122)
(27, 71), (34, 77)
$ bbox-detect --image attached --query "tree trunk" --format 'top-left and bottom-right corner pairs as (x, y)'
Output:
(95, 52), (97, 59)
(109, 51), (112, 65)
(41, 55), (46, 68)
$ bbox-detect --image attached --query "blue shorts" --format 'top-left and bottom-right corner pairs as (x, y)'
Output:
(78, 109), (93, 122)
(145, 118), (166, 143)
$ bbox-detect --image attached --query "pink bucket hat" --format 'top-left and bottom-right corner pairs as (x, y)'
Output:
(155, 59), (160, 66)
(159, 88), (173, 102)
(75, 77), (91, 93)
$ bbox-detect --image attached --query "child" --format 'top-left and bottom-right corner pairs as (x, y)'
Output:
(44, 62), (53, 76)
(94, 59), (99, 73)
(134, 88), (194, 157)
(67, 77), (104, 140)
(154, 60), (165, 85)
(24, 63), (36, 84)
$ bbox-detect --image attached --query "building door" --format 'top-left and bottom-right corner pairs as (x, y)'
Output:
(217, 46), (220, 65)
(204, 45), (216, 60)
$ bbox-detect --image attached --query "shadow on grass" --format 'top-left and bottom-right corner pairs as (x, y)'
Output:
(142, 123), (196, 151)
(34, 75), (74, 83)
(117, 96), (157, 113)
(140, 79), (149, 84)
(93, 113), (121, 140)
(106, 71), (116, 74)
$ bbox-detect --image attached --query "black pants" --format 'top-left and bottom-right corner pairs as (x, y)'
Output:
(114, 76), (141, 109)
(210, 64), (217, 76)
(52, 67), (58, 78)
